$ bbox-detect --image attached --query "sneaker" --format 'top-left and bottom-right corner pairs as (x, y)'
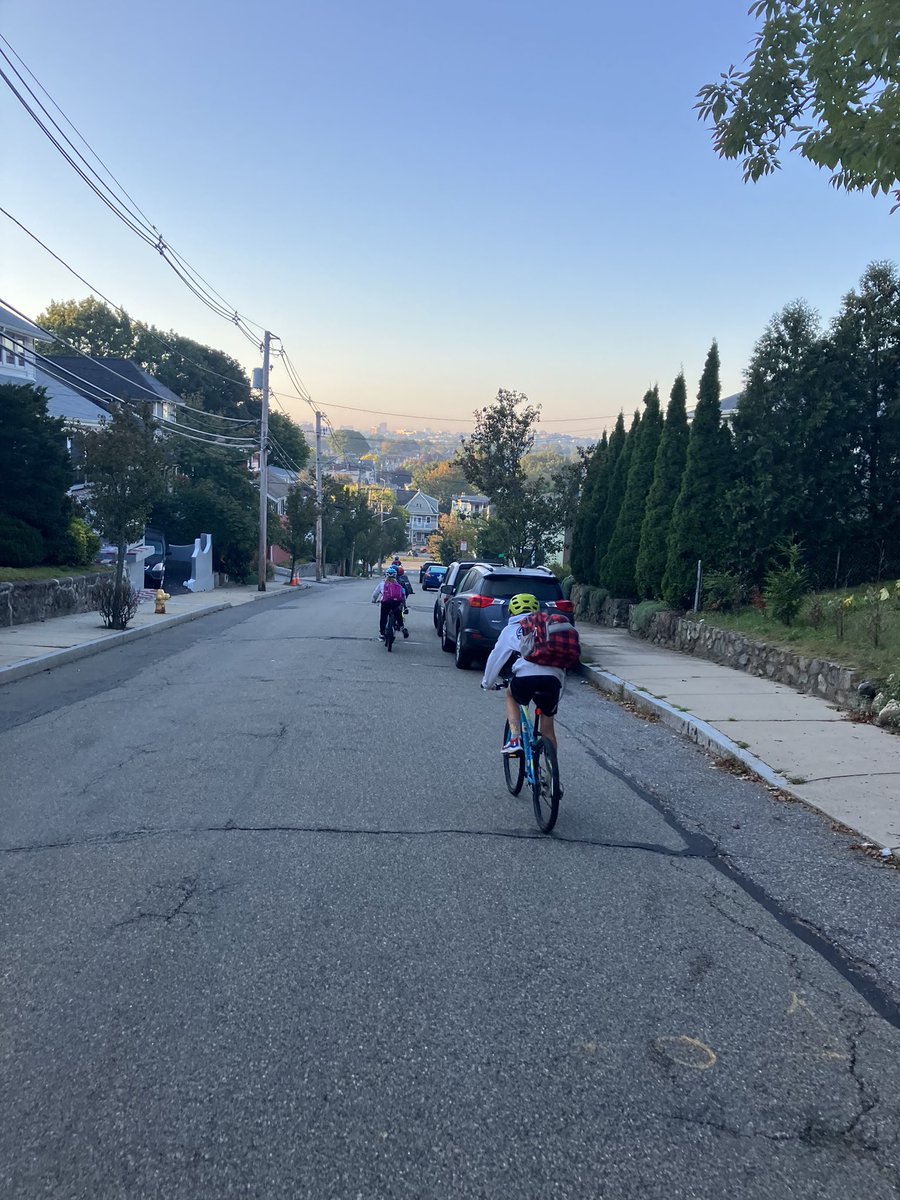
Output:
(402, 628), (409, 639)
(378, 633), (385, 641)
(502, 736), (522, 756)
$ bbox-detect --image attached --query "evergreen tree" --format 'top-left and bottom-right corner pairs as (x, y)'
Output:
(569, 431), (607, 581)
(725, 303), (813, 583)
(829, 261), (900, 578)
(601, 388), (662, 597)
(0, 383), (73, 560)
(663, 342), (726, 607)
(636, 373), (689, 599)
(595, 410), (639, 586)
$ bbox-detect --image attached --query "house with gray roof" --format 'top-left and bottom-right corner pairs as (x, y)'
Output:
(0, 304), (108, 429)
(402, 490), (439, 550)
(42, 357), (179, 424)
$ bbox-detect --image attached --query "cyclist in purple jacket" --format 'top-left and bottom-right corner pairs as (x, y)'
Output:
(371, 567), (409, 640)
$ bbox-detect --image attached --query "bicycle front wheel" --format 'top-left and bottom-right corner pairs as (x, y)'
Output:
(502, 719), (524, 795)
(531, 737), (561, 833)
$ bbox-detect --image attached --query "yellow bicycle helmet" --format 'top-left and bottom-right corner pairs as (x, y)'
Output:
(508, 592), (540, 616)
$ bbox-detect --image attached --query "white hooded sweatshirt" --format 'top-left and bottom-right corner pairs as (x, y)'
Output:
(481, 613), (566, 690)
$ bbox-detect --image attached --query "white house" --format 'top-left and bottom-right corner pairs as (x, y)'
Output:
(451, 493), (492, 520)
(46, 356), (178, 425)
(0, 304), (108, 430)
(402, 490), (439, 550)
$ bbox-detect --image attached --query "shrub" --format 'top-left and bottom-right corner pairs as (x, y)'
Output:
(0, 514), (45, 567)
(804, 593), (826, 629)
(764, 539), (808, 625)
(703, 570), (743, 612)
(587, 585), (610, 623)
(862, 585), (889, 649)
(826, 594), (854, 639)
(93, 576), (141, 629)
(47, 517), (102, 568)
(631, 600), (669, 636)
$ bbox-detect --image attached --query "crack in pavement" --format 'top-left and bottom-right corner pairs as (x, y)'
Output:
(112, 875), (227, 930)
(558, 720), (900, 1033)
(1, 822), (711, 859)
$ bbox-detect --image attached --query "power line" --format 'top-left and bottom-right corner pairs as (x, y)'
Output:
(0, 296), (260, 433)
(0, 36), (263, 345)
(8, 334), (257, 449)
(0, 206), (264, 423)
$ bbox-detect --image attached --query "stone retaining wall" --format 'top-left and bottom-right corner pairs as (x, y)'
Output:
(571, 584), (630, 628)
(634, 608), (864, 710)
(0, 573), (113, 628)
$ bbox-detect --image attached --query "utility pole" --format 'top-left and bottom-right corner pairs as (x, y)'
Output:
(315, 410), (324, 582)
(257, 331), (271, 592)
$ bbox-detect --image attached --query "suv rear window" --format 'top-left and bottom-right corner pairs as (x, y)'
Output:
(482, 575), (562, 601)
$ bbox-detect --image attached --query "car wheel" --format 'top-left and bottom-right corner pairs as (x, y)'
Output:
(433, 604), (440, 631)
(441, 619), (454, 653)
(455, 630), (473, 670)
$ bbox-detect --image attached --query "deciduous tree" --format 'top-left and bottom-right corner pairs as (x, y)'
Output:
(80, 403), (166, 626)
(696, 0), (900, 205)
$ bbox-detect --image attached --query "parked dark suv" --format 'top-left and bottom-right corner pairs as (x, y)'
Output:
(441, 564), (573, 669)
(432, 559), (479, 636)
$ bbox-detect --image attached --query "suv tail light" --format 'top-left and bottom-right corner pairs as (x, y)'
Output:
(553, 600), (574, 614)
(468, 594), (495, 608)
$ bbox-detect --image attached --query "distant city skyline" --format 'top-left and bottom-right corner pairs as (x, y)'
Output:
(3, 1), (895, 441)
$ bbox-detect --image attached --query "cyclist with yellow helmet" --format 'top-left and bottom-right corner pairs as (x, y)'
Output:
(481, 592), (565, 756)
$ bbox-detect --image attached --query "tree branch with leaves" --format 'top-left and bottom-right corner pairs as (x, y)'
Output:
(697, 0), (900, 207)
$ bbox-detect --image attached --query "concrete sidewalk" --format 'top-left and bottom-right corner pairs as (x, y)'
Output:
(0, 571), (343, 687)
(577, 624), (900, 853)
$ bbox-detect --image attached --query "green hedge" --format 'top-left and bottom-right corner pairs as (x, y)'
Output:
(0, 514), (45, 567)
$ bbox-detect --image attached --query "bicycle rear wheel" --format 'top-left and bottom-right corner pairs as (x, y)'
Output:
(531, 737), (561, 832)
(502, 719), (524, 795)
(385, 612), (395, 651)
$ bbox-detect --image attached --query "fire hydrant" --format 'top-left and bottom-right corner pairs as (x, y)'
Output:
(154, 588), (171, 615)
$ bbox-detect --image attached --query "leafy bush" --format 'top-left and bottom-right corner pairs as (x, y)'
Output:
(804, 593), (826, 629)
(586, 585), (610, 623)
(93, 576), (141, 629)
(0, 514), (45, 567)
(47, 517), (101, 568)
(561, 574), (575, 599)
(764, 539), (808, 625)
(703, 570), (743, 612)
(631, 600), (669, 636)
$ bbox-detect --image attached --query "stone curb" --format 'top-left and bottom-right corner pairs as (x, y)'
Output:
(0, 586), (300, 688)
(576, 659), (844, 825)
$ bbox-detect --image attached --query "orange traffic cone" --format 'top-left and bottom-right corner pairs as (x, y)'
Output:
(289, 571), (300, 587)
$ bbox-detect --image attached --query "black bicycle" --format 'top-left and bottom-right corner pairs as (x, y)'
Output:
(502, 694), (562, 833)
(384, 608), (397, 651)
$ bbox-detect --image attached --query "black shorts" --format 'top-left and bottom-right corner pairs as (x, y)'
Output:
(510, 674), (562, 716)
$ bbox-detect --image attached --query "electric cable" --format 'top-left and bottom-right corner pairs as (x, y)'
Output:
(26, 345), (257, 448)
(0, 37), (264, 344)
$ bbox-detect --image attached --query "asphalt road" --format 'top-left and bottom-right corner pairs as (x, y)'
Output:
(2, 579), (900, 1199)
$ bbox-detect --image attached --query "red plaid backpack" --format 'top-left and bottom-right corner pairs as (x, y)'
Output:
(517, 611), (581, 669)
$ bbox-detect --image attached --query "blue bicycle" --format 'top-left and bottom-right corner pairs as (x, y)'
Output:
(502, 691), (562, 833)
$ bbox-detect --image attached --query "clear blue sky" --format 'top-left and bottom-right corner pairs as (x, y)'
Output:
(2, 0), (895, 437)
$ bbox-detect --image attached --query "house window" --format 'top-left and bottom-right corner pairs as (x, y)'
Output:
(1, 332), (27, 368)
